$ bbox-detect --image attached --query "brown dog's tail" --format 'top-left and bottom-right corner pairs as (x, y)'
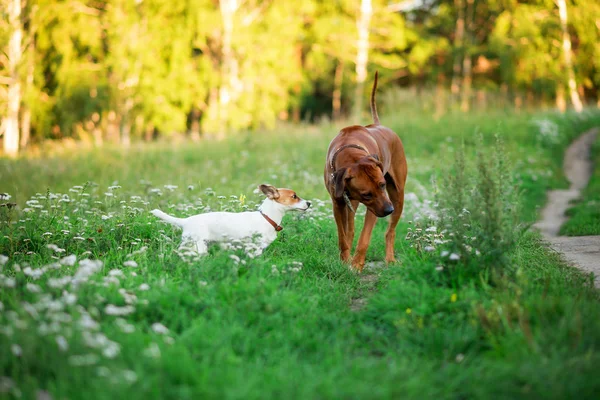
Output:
(370, 71), (380, 125)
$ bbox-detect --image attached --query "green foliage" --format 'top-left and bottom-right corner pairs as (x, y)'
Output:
(3, 0), (600, 145)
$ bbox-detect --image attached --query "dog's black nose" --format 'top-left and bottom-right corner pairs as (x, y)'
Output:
(307, 201), (312, 208)
(383, 204), (394, 216)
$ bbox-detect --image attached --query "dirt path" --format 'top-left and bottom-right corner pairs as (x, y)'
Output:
(534, 128), (600, 288)
(350, 261), (385, 311)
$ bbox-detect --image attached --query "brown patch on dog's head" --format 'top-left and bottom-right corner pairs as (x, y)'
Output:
(273, 188), (303, 206)
(259, 184), (311, 210)
(337, 156), (393, 217)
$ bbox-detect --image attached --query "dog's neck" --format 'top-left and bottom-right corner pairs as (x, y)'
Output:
(258, 198), (285, 226)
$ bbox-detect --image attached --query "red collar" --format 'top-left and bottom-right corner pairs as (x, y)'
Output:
(260, 211), (283, 232)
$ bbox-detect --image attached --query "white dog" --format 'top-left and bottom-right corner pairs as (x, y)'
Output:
(151, 184), (311, 256)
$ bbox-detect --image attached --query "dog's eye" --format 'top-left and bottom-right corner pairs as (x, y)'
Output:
(379, 183), (386, 189)
(363, 192), (373, 200)
(292, 194), (297, 199)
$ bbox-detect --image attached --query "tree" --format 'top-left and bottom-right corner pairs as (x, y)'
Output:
(353, 0), (372, 119)
(556, 0), (582, 112)
(2, 0), (23, 157)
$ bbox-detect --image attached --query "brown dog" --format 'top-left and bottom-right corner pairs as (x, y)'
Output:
(324, 72), (407, 271)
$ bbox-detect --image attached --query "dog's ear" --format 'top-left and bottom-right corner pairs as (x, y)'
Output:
(369, 154), (384, 172)
(259, 184), (280, 200)
(333, 168), (351, 199)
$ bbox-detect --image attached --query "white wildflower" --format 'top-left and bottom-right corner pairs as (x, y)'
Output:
(139, 283), (150, 291)
(102, 342), (121, 359)
(449, 253), (460, 261)
(441, 250), (449, 257)
(109, 269), (124, 277)
(115, 318), (135, 333)
(68, 354), (99, 366)
(0, 255), (8, 266)
(56, 336), (69, 351)
(26, 283), (42, 293)
(151, 323), (169, 335)
(144, 342), (161, 358)
(60, 254), (77, 266)
(0, 276), (16, 288)
(47, 276), (72, 289)
(122, 370), (138, 384)
(0, 193), (11, 200)
(104, 305), (135, 316)
(424, 246), (435, 252)
(11, 344), (22, 357)
(123, 260), (138, 268)
(46, 244), (65, 253)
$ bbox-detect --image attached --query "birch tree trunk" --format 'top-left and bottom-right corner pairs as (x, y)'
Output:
(20, 4), (36, 149)
(353, 0), (372, 119)
(4, 0), (23, 157)
(450, 0), (464, 99)
(219, 0), (239, 132)
(460, 0), (474, 112)
(557, 0), (583, 112)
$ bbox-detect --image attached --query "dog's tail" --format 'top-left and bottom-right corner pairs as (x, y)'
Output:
(151, 209), (184, 228)
(370, 71), (380, 125)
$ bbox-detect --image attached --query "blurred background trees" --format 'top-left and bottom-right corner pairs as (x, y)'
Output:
(1, 0), (600, 155)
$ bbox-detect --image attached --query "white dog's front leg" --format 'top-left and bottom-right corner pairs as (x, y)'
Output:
(195, 240), (208, 255)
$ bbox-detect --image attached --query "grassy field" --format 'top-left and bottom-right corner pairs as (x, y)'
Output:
(1, 109), (600, 399)
(561, 134), (600, 236)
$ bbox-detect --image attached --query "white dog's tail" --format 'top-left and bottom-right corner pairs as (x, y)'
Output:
(151, 209), (184, 227)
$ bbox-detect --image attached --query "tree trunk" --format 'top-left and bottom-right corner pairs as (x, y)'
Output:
(557, 0), (583, 112)
(460, 0), (474, 112)
(556, 84), (567, 111)
(144, 125), (155, 142)
(450, 0), (465, 99)
(434, 52), (446, 118)
(106, 110), (120, 143)
(120, 98), (133, 148)
(353, 0), (372, 119)
(219, 0), (239, 131)
(189, 108), (201, 141)
(20, 4), (36, 150)
(332, 59), (344, 121)
(3, 0), (23, 157)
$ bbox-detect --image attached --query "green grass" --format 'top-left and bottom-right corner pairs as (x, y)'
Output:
(561, 134), (600, 236)
(1, 109), (600, 399)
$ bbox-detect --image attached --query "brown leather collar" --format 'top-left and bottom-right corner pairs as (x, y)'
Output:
(260, 211), (283, 232)
(329, 144), (369, 170)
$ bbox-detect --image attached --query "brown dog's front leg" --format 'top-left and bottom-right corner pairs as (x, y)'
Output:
(346, 200), (359, 251)
(332, 202), (351, 262)
(352, 210), (378, 271)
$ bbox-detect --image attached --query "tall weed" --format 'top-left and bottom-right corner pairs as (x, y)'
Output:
(432, 135), (521, 283)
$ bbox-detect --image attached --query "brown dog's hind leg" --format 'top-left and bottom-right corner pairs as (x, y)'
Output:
(385, 183), (405, 264)
(333, 202), (351, 262)
(352, 210), (378, 272)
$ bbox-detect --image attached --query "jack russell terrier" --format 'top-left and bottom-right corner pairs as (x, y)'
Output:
(151, 184), (311, 256)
